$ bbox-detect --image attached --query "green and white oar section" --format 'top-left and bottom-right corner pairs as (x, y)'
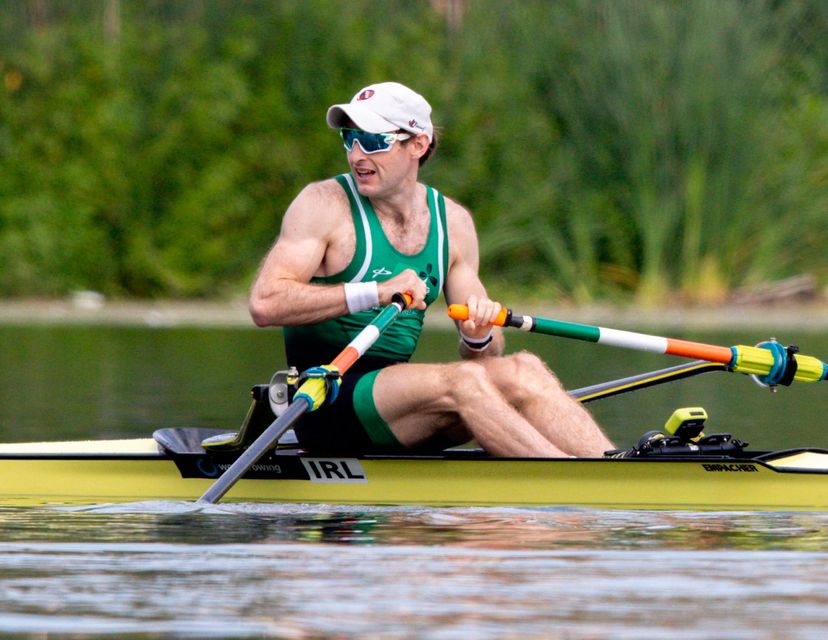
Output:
(447, 305), (828, 389)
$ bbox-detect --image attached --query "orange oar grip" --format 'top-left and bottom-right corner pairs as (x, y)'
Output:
(447, 304), (509, 326)
(446, 304), (469, 321)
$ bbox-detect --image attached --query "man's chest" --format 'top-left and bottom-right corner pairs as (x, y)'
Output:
(320, 211), (431, 276)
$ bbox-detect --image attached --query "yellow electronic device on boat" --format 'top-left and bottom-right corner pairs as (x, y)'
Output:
(664, 407), (708, 441)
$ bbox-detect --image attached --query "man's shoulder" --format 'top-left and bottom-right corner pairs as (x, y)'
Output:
(298, 176), (349, 204)
(422, 183), (466, 215)
(435, 192), (473, 227)
(431, 191), (477, 255)
(284, 177), (351, 231)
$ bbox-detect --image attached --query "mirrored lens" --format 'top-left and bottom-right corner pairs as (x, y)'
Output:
(340, 128), (392, 154)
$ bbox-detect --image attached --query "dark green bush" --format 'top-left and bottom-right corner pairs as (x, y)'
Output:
(1, 0), (826, 303)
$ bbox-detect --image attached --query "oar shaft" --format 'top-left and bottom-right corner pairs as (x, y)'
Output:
(197, 398), (308, 504)
(198, 293), (410, 504)
(447, 304), (828, 383)
(569, 360), (728, 402)
(447, 304), (733, 363)
(582, 325), (734, 363)
(330, 298), (409, 373)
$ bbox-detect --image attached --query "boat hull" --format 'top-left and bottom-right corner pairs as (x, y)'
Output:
(3, 440), (828, 510)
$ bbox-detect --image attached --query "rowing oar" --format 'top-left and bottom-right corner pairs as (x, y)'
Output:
(198, 292), (411, 504)
(447, 304), (828, 386)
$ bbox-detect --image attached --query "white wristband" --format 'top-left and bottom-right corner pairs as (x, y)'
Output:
(460, 327), (493, 351)
(344, 281), (379, 313)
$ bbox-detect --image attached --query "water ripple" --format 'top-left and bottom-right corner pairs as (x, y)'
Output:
(1, 506), (828, 637)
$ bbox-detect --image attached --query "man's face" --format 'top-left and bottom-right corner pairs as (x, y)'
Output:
(341, 127), (422, 197)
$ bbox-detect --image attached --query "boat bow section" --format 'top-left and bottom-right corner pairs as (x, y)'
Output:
(760, 449), (828, 472)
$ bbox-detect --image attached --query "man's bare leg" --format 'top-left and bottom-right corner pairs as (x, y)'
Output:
(477, 352), (614, 457)
(372, 361), (573, 457)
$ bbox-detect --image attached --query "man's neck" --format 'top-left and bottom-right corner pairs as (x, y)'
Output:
(371, 181), (424, 222)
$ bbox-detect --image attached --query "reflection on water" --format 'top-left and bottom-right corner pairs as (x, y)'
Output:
(1, 505), (828, 637)
(3, 503), (828, 552)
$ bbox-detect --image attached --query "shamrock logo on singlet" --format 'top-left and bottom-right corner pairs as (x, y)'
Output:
(419, 263), (438, 293)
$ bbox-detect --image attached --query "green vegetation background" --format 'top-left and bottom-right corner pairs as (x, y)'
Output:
(1, 0), (826, 306)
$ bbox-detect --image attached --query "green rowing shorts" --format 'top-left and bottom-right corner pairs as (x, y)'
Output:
(292, 366), (403, 452)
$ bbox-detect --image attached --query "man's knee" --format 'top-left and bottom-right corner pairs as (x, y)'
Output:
(494, 351), (566, 402)
(511, 351), (552, 376)
(444, 360), (496, 408)
(443, 353), (565, 408)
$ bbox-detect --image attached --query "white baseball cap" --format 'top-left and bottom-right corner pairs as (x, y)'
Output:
(326, 82), (433, 142)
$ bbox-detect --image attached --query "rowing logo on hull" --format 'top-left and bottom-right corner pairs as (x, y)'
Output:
(300, 458), (368, 483)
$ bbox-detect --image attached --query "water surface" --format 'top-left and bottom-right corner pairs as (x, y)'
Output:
(2, 323), (828, 637)
(1, 504), (828, 638)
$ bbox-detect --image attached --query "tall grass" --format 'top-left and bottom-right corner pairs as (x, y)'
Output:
(1, 1), (826, 304)
(452, 0), (828, 304)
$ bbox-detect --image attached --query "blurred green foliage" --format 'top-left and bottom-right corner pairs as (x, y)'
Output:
(1, 0), (826, 304)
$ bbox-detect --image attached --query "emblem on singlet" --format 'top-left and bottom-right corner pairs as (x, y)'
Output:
(419, 263), (438, 294)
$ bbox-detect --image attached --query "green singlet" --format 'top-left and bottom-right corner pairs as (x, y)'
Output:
(286, 173), (449, 451)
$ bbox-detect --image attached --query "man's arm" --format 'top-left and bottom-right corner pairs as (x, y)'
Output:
(442, 199), (505, 359)
(249, 180), (346, 326)
(249, 180), (426, 327)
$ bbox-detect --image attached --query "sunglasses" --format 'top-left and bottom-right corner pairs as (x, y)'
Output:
(340, 128), (411, 154)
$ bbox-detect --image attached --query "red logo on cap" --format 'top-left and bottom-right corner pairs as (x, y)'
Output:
(357, 90), (375, 101)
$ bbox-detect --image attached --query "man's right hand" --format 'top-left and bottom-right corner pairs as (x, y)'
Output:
(457, 294), (502, 338)
(379, 269), (428, 310)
